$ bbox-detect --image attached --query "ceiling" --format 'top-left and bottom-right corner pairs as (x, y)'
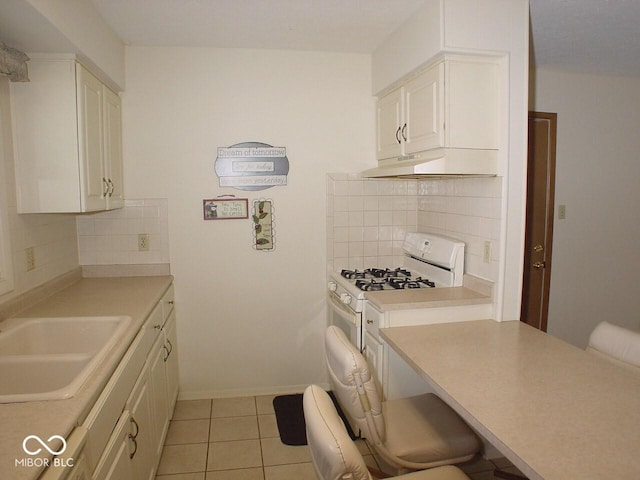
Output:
(2, 1), (639, 78)
(89, 0), (426, 54)
(529, 0), (640, 77)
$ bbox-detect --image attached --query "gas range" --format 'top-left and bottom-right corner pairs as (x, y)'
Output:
(328, 232), (465, 313)
(340, 268), (436, 291)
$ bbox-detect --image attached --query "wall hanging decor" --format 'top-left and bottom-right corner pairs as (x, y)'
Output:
(203, 196), (248, 220)
(252, 199), (275, 251)
(215, 141), (289, 191)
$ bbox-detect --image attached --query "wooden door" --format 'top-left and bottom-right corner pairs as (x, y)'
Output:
(521, 112), (557, 331)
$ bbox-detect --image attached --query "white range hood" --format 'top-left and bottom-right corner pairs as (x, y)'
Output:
(362, 147), (498, 178)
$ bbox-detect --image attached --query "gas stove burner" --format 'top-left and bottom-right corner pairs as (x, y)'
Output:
(355, 279), (386, 291)
(387, 277), (436, 289)
(341, 269), (366, 279)
(365, 267), (412, 278)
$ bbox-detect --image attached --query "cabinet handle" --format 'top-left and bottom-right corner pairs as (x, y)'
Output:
(401, 123), (407, 141)
(102, 177), (109, 196)
(107, 178), (115, 197)
(366, 319), (373, 324)
(166, 339), (173, 356)
(128, 434), (138, 459)
(163, 345), (170, 362)
(130, 416), (139, 439)
(395, 126), (401, 144)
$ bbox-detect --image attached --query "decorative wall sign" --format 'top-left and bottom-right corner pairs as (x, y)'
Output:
(203, 197), (248, 220)
(215, 141), (289, 191)
(252, 199), (275, 251)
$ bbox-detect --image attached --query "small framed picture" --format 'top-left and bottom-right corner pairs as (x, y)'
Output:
(203, 198), (248, 220)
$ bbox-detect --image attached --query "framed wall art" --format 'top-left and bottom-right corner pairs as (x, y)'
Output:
(251, 199), (275, 251)
(203, 198), (248, 220)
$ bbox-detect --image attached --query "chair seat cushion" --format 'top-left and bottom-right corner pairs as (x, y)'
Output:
(399, 465), (470, 480)
(382, 393), (480, 465)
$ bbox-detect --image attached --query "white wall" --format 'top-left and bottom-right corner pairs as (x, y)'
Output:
(533, 68), (640, 347)
(23, 0), (125, 90)
(123, 47), (374, 397)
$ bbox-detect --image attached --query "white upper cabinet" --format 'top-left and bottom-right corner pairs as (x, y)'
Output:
(376, 55), (498, 161)
(11, 56), (124, 213)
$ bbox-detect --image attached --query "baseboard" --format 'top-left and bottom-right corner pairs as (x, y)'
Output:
(178, 382), (332, 400)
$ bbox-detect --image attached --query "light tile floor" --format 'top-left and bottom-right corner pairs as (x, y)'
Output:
(155, 395), (527, 480)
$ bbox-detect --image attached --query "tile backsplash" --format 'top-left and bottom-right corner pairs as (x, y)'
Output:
(77, 199), (170, 272)
(327, 174), (502, 281)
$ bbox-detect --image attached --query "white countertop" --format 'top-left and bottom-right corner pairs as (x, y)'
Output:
(380, 320), (640, 480)
(365, 286), (491, 311)
(0, 276), (173, 480)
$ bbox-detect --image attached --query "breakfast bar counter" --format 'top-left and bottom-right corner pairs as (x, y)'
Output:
(380, 320), (640, 480)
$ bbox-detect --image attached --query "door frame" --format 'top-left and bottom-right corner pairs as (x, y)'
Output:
(521, 111), (557, 331)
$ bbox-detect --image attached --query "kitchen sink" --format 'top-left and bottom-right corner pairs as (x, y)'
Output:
(0, 316), (132, 403)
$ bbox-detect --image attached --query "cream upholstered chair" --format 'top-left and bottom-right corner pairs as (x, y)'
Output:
(324, 326), (480, 473)
(587, 321), (640, 371)
(303, 384), (471, 480)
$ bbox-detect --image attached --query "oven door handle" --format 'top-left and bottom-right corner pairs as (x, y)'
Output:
(328, 292), (360, 326)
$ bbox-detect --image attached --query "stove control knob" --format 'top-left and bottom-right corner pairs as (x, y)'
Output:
(328, 281), (337, 292)
(340, 293), (352, 304)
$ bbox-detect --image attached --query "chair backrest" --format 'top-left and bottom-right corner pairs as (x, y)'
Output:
(325, 325), (385, 441)
(587, 321), (640, 371)
(303, 385), (372, 480)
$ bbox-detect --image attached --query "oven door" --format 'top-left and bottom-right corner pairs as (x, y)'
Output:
(327, 292), (362, 351)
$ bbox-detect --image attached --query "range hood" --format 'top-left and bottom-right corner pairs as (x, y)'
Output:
(362, 148), (498, 178)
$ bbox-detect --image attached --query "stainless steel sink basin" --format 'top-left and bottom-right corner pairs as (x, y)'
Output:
(0, 316), (132, 403)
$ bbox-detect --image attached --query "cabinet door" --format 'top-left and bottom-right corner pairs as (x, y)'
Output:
(404, 63), (444, 154)
(76, 64), (107, 212)
(67, 453), (91, 480)
(376, 87), (404, 160)
(149, 334), (170, 459)
(363, 330), (384, 398)
(103, 87), (124, 210)
(164, 311), (180, 418)
(92, 411), (134, 480)
(126, 365), (155, 480)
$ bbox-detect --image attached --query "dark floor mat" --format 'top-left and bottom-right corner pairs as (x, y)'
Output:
(273, 391), (357, 445)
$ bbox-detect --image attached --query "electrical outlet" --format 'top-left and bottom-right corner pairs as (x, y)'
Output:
(138, 233), (150, 252)
(483, 241), (492, 264)
(558, 204), (566, 220)
(25, 247), (36, 271)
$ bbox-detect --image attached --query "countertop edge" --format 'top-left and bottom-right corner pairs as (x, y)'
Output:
(0, 275), (173, 480)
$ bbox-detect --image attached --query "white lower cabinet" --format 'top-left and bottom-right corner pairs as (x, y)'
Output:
(164, 310), (179, 418)
(364, 304), (431, 401)
(127, 364), (155, 480)
(92, 411), (135, 480)
(149, 332), (170, 460)
(46, 283), (180, 480)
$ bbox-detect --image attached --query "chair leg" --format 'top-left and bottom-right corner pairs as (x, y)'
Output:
(494, 468), (528, 480)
